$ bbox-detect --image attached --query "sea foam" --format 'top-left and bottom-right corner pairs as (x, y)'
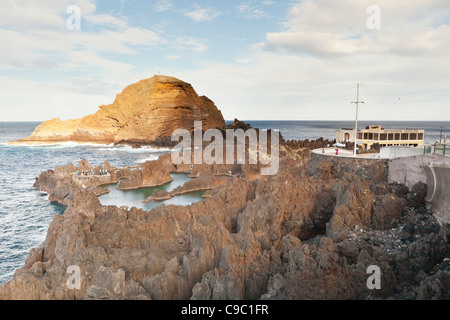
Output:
(7, 141), (173, 153)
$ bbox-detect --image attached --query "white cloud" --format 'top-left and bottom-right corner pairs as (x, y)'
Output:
(164, 0), (450, 122)
(0, 76), (113, 121)
(166, 54), (181, 60)
(170, 49), (450, 121)
(0, 0), (166, 121)
(237, 1), (270, 19)
(155, 0), (173, 12)
(264, 0), (450, 56)
(1, 0), (449, 122)
(0, 0), (162, 72)
(185, 6), (220, 22)
(173, 36), (208, 52)
(0, 0), (212, 74)
(84, 13), (129, 29)
(235, 58), (251, 64)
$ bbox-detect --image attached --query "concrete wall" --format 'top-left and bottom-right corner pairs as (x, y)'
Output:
(388, 155), (427, 189)
(389, 154), (450, 226)
(380, 146), (424, 159)
(388, 154), (450, 189)
(311, 152), (388, 182)
(422, 161), (450, 226)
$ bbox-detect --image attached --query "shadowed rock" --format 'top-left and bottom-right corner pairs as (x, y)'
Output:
(144, 189), (172, 202)
(170, 174), (229, 196)
(117, 159), (173, 190)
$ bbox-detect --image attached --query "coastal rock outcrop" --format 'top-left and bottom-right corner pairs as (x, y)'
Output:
(33, 159), (127, 205)
(116, 159), (173, 190)
(169, 174), (229, 196)
(1, 135), (448, 301)
(144, 189), (172, 202)
(10, 75), (225, 145)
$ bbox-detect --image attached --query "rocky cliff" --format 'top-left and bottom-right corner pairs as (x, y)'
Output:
(10, 75), (225, 145)
(0, 137), (448, 300)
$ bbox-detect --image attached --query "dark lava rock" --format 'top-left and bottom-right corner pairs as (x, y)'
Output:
(403, 223), (416, 235)
(390, 183), (409, 199)
(407, 182), (428, 208)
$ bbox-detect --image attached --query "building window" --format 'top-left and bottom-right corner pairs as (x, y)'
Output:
(344, 132), (350, 141)
(395, 133), (400, 140)
(380, 133), (387, 140)
(374, 133), (379, 140)
(410, 133), (417, 140)
(388, 133), (394, 140)
(418, 133), (424, 140)
(369, 133), (373, 140)
(358, 133), (363, 139)
(401, 133), (409, 140)
(364, 133), (368, 139)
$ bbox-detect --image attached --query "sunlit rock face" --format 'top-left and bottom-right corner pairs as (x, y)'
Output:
(10, 75), (225, 145)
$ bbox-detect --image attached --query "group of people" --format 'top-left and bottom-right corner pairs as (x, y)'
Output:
(76, 169), (109, 176)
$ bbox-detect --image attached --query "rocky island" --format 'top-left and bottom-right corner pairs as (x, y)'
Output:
(9, 75), (225, 146)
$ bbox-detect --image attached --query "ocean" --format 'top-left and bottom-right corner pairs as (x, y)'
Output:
(0, 120), (448, 284)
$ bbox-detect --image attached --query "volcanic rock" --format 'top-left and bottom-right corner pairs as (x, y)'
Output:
(1, 136), (448, 301)
(10, 75), (225, 145)
(170, 174), (229, 196)
(144, 189), (172, 202)
(84, 267), (126, 300)
(116, 159), (173, 190)
(407, 182), (428, 208)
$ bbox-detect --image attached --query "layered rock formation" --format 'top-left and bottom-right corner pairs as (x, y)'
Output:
(10, 75), (225, 145)
(143, 190), (172, 203)
(1, 132), (448, 300)
(116, 160), (173, 190)
(33, 157), (177, 204)
(169, 173), (230, 197)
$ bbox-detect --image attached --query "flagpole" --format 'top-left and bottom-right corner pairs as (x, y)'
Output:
(351, 84), (364, 157)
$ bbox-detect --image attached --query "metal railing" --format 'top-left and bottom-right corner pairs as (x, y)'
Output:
(423, 143), (449, 156)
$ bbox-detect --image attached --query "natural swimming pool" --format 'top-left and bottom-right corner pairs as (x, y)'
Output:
(98, 172), (206, 211)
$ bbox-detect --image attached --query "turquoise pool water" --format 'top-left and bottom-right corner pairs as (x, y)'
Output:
(98, 173), (206, 211)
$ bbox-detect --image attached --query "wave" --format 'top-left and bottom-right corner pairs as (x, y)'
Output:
(136, 155), (159, 163)
(7, 141), (113, 149)
(98, 145), (172, 154)
(6, 141), (173, 153)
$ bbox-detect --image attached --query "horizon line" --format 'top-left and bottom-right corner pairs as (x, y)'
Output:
(0, 119), (449, 123)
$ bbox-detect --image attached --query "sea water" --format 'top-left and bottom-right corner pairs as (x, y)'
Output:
(0, 121), (448, 284)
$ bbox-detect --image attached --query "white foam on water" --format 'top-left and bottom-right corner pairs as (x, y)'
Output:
(6, 142), (174, 153)
(4, 141), (176, 154)
(8, 141), (114, 149)
(99, 145), (172, 154)
(136, 155), (159, 163)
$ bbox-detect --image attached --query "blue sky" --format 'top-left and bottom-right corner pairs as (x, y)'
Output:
(1, 0), (450, 121)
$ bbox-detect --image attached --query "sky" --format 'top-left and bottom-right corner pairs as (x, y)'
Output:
(1, 0), (449, 121)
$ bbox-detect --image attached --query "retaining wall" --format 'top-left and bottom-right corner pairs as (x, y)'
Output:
(310, 152), (388, 182)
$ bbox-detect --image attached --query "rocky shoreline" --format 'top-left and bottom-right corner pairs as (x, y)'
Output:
(0, 133), (448, 300)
